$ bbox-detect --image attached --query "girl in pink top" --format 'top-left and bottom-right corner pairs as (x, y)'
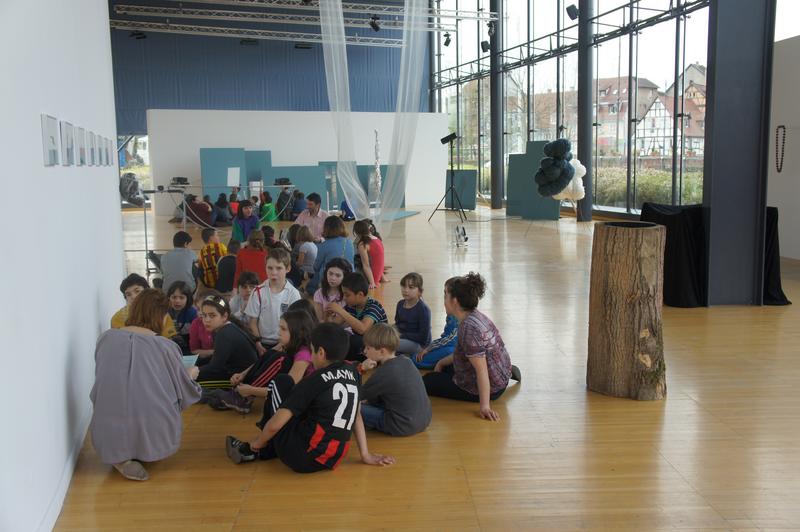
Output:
(312, 257), (352, 322)
(188, 316), (214, 362)
(353, 219), (385, 289)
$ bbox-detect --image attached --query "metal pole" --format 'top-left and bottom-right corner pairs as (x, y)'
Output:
(577, 0), (595, 221)
(450, 140), (455, 209)
(671, 0), (682, 205)
(556, 0), (562, 138)
(143, 200), (150, 274)
(626, 2), (635, 212)
(490, 0), (504, 208)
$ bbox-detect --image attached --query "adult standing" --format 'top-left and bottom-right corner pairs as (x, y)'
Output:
(294, 192), (329, 242)
(90, 289), (201, 481)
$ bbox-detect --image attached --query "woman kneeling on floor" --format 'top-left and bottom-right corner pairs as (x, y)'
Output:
(90, 289), (202, 481)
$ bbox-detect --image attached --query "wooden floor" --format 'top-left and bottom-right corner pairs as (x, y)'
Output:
(56, 206), (800, 531)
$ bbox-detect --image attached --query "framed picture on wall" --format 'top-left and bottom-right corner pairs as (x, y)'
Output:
(60, 121), (74, 166)
(98, 137), (105, 166)
(41, 114), (59, 166)
(106, 138), (112, 166)
(76, 127), (86, 166)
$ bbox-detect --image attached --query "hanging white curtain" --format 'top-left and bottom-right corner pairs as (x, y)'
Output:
(376, 0), (428, 238)
(319, 0), (428, 235)
(319, 0), (369, 220)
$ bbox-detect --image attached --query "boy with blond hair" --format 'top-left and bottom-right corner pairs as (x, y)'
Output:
(360, 323), (432, 436)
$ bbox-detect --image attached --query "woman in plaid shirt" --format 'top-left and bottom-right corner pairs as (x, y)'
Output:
(423, 273), (520, 421)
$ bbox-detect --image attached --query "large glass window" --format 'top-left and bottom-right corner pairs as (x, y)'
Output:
(118, 135), (151, 191)
(433, 0), (709, 211)
(593, 36), (629, 210)
(679, 7), (708, 205)
(460, 79), (479, 174)
(532, 58), (558, 142)
(478, 76), (491, 195)
(632, 17), (677, 210)
(504, 67), (529, 163)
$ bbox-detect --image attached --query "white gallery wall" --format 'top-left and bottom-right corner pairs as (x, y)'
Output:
(148, 109), (450, 215)
(0, 1), (124, 531)
(768, 35), (800, 260)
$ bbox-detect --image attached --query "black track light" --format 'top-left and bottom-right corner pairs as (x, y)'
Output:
(369, 15), (381, 32)
(129, 30), (146, 40)
(443, 32), (451, 47)
(480, 40), (491, 53)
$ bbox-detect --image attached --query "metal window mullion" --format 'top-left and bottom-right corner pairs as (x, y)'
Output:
(626, 2), (636, 213)
(671, 0), (682, 205)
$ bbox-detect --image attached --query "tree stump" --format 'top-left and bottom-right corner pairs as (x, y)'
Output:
(587, 221), (667, 400)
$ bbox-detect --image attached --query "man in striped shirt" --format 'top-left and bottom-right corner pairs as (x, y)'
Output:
(225, 323), (394, 472)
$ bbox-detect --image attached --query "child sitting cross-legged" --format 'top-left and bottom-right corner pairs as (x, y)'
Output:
(188, 295), (258, 394)
(327, 272), (388, 362)
(225, 323), (395, 471)
(394, 272), (432, 357)
(360, 324), (432, 436)
(211, 308), (317, 414)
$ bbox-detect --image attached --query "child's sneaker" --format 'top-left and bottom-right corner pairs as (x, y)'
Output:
(225, 435), (257, 464)
(221, 390), (254, 414)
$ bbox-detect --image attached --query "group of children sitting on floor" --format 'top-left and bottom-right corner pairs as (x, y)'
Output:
(91, 215), (519, 480)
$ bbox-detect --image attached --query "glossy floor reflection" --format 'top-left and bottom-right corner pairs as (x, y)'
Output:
(56, 206), (800, 531)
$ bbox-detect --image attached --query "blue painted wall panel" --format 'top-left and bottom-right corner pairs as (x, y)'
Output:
(245, 151), (271, 183)
(111, 19), (429, 134)
(199, 148), (246, 199)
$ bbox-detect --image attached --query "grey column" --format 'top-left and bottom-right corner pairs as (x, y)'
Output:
(576, 0), (594, 221)
(703, 0), (776, 304)
(489, 0), (504, 208)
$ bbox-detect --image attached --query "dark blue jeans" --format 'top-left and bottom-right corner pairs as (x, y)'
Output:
(360, 403), (386, 432)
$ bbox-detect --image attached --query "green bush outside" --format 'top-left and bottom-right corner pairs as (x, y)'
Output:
(595, 166), (703, 209)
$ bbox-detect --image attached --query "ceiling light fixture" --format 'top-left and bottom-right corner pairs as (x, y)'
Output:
(369, 14), (381, 32)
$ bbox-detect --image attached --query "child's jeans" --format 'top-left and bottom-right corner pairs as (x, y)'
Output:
(360, 403), (387, 433)
(397, 338), (422, 356)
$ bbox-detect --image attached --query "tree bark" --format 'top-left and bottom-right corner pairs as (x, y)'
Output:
(587, 221), (667, 400)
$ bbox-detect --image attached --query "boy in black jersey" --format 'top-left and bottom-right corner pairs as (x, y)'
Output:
(225, 323), (395, 472)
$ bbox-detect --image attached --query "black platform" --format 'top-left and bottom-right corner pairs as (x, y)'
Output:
(640, 203), (790, 307)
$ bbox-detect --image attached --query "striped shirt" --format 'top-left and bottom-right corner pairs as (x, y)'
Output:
(198, 242), (227, 287)
(344, 297), (388, 331)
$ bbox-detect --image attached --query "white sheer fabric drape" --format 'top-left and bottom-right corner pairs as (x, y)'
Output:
(376, 0), (427, 238)
(320, 0), (428, 236)
(319, 0), (369, 220)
